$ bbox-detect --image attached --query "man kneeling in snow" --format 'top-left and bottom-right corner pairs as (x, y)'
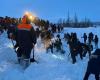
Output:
(83, 49), (100, 80)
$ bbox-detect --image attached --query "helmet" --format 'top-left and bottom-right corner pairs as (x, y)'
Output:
(22, 15), (30, 24)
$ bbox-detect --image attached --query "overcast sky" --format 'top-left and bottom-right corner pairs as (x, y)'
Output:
(1, 0), (100, 22)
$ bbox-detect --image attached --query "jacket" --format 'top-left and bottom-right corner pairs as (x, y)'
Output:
(16, 16), (36, 49)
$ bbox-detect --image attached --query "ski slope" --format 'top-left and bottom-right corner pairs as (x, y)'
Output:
(0, 27), (100, 80)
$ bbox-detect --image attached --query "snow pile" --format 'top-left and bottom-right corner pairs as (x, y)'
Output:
(0, 27), (99, 80)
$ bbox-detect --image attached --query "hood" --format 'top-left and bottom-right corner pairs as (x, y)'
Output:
(22, 15), (28, 24)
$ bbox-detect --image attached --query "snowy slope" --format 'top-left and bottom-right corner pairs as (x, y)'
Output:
(0, 27), (99, 80)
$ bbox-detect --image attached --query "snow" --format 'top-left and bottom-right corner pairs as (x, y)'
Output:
(0, 27), (99, 80)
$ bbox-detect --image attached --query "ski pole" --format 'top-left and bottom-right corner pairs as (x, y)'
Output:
(32, 48), (39, 63)
(32, 47), (35, 61)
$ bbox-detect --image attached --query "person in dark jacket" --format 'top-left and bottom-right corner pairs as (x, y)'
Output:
(35, 28), (40, 38)
(82, 43), (92, 58)
(77, 41), (84, 60)
(88, 32), (94, 45)
(57, 25), (60, 33)
(83, 33), (87, 44)
(16, 15), (37, 69)
(94, 35), (99, 49)
(7, 24), (17, 40)
(83, 49), (100, 80)
(68, 38), (78, 64)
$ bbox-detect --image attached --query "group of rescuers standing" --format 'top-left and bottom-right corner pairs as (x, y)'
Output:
(7, 14), (100, 80)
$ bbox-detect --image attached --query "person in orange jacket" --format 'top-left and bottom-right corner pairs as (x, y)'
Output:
(16, 15), (37, 69)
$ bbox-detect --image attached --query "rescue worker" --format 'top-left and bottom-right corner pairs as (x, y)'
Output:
(83, 33), (87, 44)
(88, 32), (94, 45)
(94, 35), (99, 49)
(16, 15), (37, 69)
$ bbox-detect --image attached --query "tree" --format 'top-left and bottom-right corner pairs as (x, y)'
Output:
(74, 13), (78, 27)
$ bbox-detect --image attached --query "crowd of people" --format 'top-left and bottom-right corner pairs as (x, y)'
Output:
(64, 32), (98, 63)
(64, 32), (100, 80)
(0, 15), (99, 79)
(0, 16), (19, 30)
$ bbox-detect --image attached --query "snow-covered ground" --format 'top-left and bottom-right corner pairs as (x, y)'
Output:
(0, 27), (100, 80)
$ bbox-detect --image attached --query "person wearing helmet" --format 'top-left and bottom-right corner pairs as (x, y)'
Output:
(16, 15), (37, 69)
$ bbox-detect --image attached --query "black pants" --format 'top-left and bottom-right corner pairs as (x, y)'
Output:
(71, 51), (76, 64)
(83, 71), (99, 80)
(17, 47), (32, 59)
(16, 48), (22, 58)
(78, 50), (83, 60)
(84, 39), (87, 44)
(83, 50), (91, 58)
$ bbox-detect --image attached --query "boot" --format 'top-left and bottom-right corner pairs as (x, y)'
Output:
(17, 57), (23, 64)
(30, 58), (36, 62)
(23, 59), (30, 69)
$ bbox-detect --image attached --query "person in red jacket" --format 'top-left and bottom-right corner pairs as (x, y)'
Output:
(16, 15), (36, 69)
